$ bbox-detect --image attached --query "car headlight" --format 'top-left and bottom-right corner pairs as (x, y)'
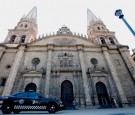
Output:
(2, 96), (8, 99)
(59, 101), (64, 107)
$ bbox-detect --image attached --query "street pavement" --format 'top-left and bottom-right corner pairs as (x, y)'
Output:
(0, 108), (135, 115)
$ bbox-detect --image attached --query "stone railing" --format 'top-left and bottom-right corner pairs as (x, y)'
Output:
(38, 32), (88, 40)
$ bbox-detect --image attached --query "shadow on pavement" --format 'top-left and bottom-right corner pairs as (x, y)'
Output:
(109, 113), (135, 115)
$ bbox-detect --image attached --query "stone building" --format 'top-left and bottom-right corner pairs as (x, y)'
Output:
(0, 7), (135, 108)
(132, 49), (135, 63)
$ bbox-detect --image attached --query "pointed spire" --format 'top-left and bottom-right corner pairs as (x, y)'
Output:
(21, 14), (25, 19)
(87, 9), (102, 27)
(22, 6), (37, 23)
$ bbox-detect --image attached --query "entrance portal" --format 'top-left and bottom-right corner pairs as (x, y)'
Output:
(96, 82), (110, 106)
(61, 80), (74, 109)
(25, 83), (37, 92)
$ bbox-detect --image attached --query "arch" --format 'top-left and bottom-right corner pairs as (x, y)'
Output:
(97, 27), (100, 30)
(20, 35), (26, 43)
(96, 82), (110, 106)
(100, 37), (106, 44)
(25, 24), (28, 28)
(109, 37), (115, 44)
(10, 35), (16, 43)
(133, 57), (135, 62)
(25, 83), (37, 92)
(61, 80), (74, 108)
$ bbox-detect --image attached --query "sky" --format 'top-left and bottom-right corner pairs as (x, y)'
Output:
(0, 0), (135, 54)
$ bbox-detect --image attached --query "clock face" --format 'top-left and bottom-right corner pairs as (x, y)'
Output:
(91, 58), (98, 65)
(32, 58), (40, 66)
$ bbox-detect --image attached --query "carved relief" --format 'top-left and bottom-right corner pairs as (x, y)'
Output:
(54, 38), (76, 45)
(57, 25), (73, 35)
(52, 52), (81, 71)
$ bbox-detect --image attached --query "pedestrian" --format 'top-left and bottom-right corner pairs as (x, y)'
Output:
(110, 97), (116, 108)
(72, 100), (76, 110)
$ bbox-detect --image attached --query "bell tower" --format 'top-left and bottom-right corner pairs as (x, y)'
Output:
(87, 9), (119, 45)
(4, 6), (37, 44)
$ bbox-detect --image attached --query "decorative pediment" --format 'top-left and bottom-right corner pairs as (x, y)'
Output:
(30, 36), (98, 47)
(57, 26), (73, 35)
(21, 67), (46, 77)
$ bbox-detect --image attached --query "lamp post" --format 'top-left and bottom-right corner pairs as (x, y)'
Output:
(115, 9), (135, 37)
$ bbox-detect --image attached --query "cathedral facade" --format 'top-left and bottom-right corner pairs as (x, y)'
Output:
(0, 7), (135, 108)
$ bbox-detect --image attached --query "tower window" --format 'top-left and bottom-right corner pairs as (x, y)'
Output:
(20, 35), (26, 43)
(10, 35), (16, 43)
(25, 24), (28, 28)
(133, 57), (135, 62)
(109, 37), (115, 44)
(97, 27), (100, 30)
(0, 78), (6, 86)
(100, 37), (106, 44)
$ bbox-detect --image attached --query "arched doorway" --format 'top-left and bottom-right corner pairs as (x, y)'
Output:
(25, 83), (37, 92)
(61, 80), (74, 109)
(96, 82), (110, 106)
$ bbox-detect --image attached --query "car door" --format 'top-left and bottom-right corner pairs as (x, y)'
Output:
(27, 92), (41, 105)
(8, 92), (29, 106)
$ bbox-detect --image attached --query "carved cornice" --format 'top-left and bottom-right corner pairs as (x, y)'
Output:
(21, 67), (46, 74)
(47, 44), (54, 51)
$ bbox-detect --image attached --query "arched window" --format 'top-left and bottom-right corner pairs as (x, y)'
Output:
(97, 27), (100, 30)
(133, 57), (135, 62)
(25, 24), (28, 28)
(10, 35), (16, 43)
(109, 37), (115, 44)
(100, 37), (106, 44)
(20, 35), (26, 43)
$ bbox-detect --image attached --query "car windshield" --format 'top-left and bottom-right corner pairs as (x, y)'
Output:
(11, 92), (29, 98)
(28, 92), (41, 99)
(11, 92), (44, 99)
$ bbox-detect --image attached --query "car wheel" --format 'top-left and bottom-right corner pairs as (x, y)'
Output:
(2, 105), (13, 114)
(47, 104), (57, 113)
(13, 110), (21, 114)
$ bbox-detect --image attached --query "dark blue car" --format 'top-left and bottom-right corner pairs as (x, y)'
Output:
(0, 91), (63, 114)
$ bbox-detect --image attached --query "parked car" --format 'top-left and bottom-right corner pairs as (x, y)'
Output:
(0, 91), (63, 114)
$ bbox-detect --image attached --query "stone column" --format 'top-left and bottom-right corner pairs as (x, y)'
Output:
(102, 47), (127, 104)
(119, 47), (135, 81)
(77, 45), (92, 107)
(0, 46), (6, 60)
(88, 72), (96, 105)
(44, 45), (53, 97)
(2, 46), (25, 96)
